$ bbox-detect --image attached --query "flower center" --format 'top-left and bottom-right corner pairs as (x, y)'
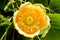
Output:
(26, 16), (34, 25)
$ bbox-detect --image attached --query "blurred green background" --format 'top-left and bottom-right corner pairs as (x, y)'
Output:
(0, 0), (60, 40)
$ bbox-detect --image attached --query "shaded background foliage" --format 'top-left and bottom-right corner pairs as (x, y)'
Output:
(0, 0), (60, 40)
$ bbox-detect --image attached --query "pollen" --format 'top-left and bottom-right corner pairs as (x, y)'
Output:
(15, 4), (46, 34)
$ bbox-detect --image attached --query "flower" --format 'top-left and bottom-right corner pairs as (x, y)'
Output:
(13, 2), (50, 38)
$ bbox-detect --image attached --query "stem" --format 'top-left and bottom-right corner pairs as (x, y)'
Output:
(0, 31), (7, 40)
(12, 3), (14, 11)
(45, 7), (56, 13)
(4, 34), (7, 40)
(0, 23), (12, 40)
(45, 7), (51, 13)
(37, 36), (41, 40)
(16, 2), (19, 9)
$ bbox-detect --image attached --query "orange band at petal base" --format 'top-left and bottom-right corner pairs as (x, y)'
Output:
(13, 2), (50, 38)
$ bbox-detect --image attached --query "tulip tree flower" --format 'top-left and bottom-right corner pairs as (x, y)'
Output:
(13, 2), (50, 38)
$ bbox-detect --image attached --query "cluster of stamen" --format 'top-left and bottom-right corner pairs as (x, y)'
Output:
(15, 5), (46, 34)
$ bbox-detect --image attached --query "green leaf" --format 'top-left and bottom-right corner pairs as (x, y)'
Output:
(49, 0), (60, 13)
(0, 14), (11, 26)
(0, 0), (60, 40)
(48, 14), (60, 29)
(41, 14), (60, 40)
(40, 25), (50, 38)
(41, 28), (60, 40)
(4, 0), (17, 12)
(0, 14), (8, 21)
(0, 14), (12, 39)
(34, 0), (60, 13)
(0, 21), (11, 27)
(34, 0), (49, 7)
